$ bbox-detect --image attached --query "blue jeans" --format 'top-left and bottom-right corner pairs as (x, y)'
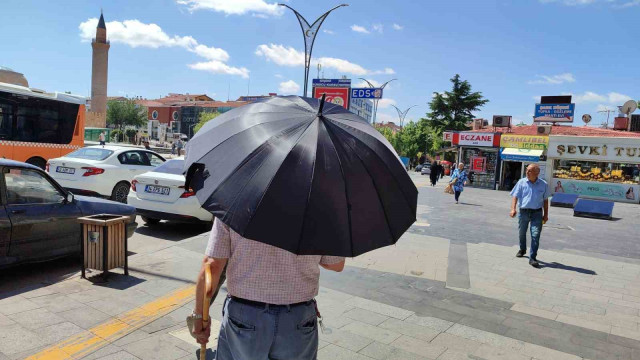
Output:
(216, 297), (318, 360)
(519, 209), (542, 260)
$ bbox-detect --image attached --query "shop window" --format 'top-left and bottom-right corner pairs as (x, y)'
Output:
(553, 159), (640, 185)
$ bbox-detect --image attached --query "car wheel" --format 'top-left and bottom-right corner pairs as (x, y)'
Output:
(111, 182), (130, 203)
(26, 157), (46, 170)
(141, 216), (161, 225)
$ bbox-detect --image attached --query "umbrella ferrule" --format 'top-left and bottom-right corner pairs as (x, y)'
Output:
(317, 93), (326, 116)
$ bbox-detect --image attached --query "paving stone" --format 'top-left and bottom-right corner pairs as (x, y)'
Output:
(346, 297), (414, 320)
(112, 330), (152, 347)
(342, 321), (402, 345)
(29, 293), (86, 313)
(344, 308), (391, 326)
(569, 333), (634, 359)
(66, 288), (115, 304)
(57, 304), (112, 329)
(390, 335), (446, 359)
(473, 343), (531, 360)
(319, 340), (330, 350)
(358, 341), (429, 360)
(7, 307), (66, 330)
(121, 334), (190, 360)
(569, 290), (610, 304)
(0, 314), (15, 327)
(319, 327), (374, 352)
(510, 304), (558, 320)
(137, 314), (183, 334)
(94, 351), (141, 359)
(610, 298), (640, 311)
(318, 344), (373, 360)
(0, 324), (45, 355)
(519, 342), (582, 360)
(0, 296), (40, 315)
(430, 333), (481, 354)
(322, 312), (357, 329)
(404, 314), (454, 333)
(435, 349), (474, 360)
(20, 287), (58, 299)
(556, 314), (612, 333)
(32, 321), (87, 344)
(377, 318), (440, 341)
(87, 297), (140, 317)
(612, 326), (640, 342)
(608, 333), (640, 351)
(446, 324), (525, 351)
(456, 315), (509, 335)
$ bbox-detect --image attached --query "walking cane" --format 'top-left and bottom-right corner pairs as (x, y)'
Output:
(201, 265), (213, 360)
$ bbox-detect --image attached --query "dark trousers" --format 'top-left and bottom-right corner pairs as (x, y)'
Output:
(519, 208), (543, 260)
(455, 191), (461, 201)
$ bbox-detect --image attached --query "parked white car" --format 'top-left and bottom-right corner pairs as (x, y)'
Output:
(127, 158), (213, 225)
(47, 146), (166, 203)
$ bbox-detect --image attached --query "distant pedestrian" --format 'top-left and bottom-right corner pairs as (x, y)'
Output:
(510, 164), (549, 268)
(99, 131), (106, 146)
(191, 219), (345, 359)
(176, 139), (184, 156)
(429, 161), (439, 186)
(449, 163), (468, 204)
(439, 161), (445, 179)
(171, 142), (176, 155)
(144, 141), (151, 150)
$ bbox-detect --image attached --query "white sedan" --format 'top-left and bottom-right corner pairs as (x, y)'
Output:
(127, 158), (213, 225)
(47, 146), (166, 203)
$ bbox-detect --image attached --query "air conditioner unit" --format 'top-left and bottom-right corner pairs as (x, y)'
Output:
(614, 117), (629, 130)
(492, 115), (512, 127)
(537, 125), (552, 135)
(630, 114), (640, 132)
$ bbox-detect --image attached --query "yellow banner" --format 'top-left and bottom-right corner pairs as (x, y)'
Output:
(500, 134), (548, 150)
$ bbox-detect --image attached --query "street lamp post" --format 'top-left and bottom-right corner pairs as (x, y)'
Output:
(358, 78), (396, 125)
(391, 104), (417, 129)
(279, 3), (348, 97)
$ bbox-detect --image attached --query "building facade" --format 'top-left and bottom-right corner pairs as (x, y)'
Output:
(349, 98), (373, 122)
(87, 11), (109, 128)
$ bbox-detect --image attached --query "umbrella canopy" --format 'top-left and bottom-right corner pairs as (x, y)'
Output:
(184, 96), (417, 257)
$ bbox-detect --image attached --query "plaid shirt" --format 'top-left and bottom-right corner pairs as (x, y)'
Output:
(205, 219), (344, 305)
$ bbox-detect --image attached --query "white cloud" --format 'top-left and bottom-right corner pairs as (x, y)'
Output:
(278, 80), (300, 94)
(372, 24), (384, 34)
(378, 98), (397, 109)
(596, 104), (615, 112)
(80, 18), (246, 77)
(255, 44), (394, 76)
(618, 0), (640, 7)
(392, 23), (404, 30)
(188, 61), (249, 78)
(274, 74), (283, 78)
(351, 25), (370, 34)
(528, 73), (576, 85)
(608, 92), (633, 104)
(176, 0), (283, 16)
(570, 91), (632, 104)
(323, 29), (335, 35)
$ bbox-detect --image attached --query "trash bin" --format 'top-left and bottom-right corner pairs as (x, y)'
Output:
(78, 214), (131, 279)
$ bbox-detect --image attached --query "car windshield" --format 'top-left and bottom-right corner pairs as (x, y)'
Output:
(152, 159), (184, 175)
(65, 148), (114, 161)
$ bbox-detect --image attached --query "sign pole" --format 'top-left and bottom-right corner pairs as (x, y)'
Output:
(359, 78), (396, 124)
(279, 4), (348, 97)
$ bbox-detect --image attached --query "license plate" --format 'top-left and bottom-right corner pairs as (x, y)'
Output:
(56, 166), (75, 174)
(145, 185), (170, 195)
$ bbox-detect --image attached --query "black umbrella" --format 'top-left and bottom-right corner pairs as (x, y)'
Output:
(184, 95), (417, 257)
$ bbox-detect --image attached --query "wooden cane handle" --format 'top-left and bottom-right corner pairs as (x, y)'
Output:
(200, 264), (213, 360)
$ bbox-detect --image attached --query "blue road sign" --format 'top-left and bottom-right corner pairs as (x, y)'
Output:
(312, 79), (351, 87)
(351, 88), (383, 99)
(534, 103), (575, 123)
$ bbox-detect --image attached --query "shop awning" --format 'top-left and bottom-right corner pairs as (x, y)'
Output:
(501, 148), (544, 162)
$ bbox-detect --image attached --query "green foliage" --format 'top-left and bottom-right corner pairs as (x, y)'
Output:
(125, 129), (137, 144)
(193, 111), (220, 134)
(110, 129), (123, 142)
(106, 99), (147, 132)
(426, 74), (489, 131)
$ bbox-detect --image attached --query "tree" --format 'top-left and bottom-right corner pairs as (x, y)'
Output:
(110, 129), (123, 142)
(106, 99), (147, 132)
(193, 111), (220, 135)
(125, 129), (137, 144)
(426, 74), (489, 132)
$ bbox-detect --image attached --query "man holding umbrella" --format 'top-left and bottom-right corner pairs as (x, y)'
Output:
(186, 96), (417, 359)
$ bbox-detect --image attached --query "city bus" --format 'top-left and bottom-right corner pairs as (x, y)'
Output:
(0, 82), (85, 169)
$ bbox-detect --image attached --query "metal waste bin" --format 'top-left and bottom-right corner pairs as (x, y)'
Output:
(78, 214), (131, 279)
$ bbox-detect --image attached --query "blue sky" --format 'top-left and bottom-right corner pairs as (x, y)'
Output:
(2, 0), (639, 126)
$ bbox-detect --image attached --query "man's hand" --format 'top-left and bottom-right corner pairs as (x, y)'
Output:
(510, 209), (517, 218)
(543, 214), (549, 223)
(193, 318), (211, 345)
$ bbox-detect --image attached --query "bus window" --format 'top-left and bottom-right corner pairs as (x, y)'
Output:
(0, 102), (12, 140)
(12, 96), (78, 144)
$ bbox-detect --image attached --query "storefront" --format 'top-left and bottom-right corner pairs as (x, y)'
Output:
(498, 135), (549, 191)
(547, 136), (640, 204)
(453, 132), (501, 189)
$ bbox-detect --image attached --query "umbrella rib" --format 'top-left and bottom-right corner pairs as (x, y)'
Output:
(296, 121), (319, 255)
(321, 119), (355, 257)
(324, 121), (397, 244)
(325, 119), (417, 213)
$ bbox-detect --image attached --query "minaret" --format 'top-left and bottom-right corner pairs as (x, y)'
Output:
(89, 11), (110, 127)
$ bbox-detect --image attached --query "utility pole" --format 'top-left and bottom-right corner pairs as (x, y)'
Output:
(279, 3), (348, 97)
(359, 78), (396, 125)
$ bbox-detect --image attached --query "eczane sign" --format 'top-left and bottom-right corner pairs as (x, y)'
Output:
(456, 132), (497, 147)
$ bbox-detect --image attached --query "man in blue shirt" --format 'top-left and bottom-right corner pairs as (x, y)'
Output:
(509, 164), (549, 267)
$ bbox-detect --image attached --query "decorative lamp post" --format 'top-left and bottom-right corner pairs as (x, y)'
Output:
(279, 3), (348, 97)
(359, 78), (396, 125)
(391, 104), (417, 129)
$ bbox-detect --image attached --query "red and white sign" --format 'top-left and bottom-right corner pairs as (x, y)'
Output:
(471, 156), (486, 172)
(454, 132), (499, 147)
(443, 131), (453, 142)
(313, 86), (350, 110)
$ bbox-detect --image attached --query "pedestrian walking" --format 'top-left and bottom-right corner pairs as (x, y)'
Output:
(449, 163), (468, 204)
(176, 139), (184, 156)
(439, 161), (445, 180)
(144, 141), (151, 150)
(191, 219), (346, 359)
(509, 164), (549, 268)
(171, 142), (176, 155)
(429, 161), (439, 186)
(99, 131), (106, 146)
